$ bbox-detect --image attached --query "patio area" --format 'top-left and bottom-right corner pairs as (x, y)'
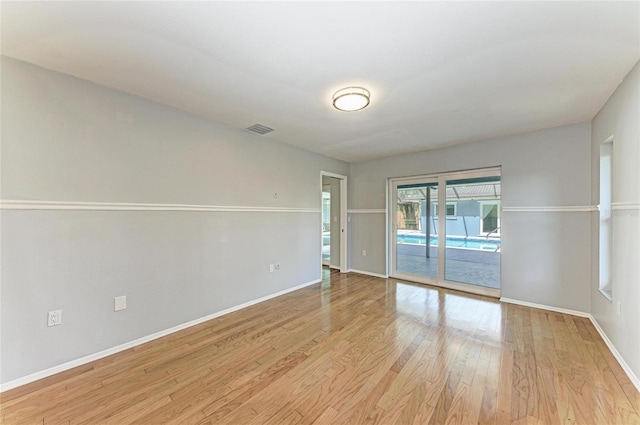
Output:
(396, 243), (500, 289)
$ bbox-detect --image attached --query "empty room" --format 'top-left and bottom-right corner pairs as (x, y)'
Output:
(1, 2), (639, 424)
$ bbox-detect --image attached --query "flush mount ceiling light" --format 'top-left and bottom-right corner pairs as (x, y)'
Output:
(332, 86), (370, 112)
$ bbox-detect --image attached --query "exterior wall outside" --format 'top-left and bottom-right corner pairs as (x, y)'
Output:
(0, 57), (349, 385)
(430, 199), (482, 237)
(408, 200), (500, 237)
(436, 216), (482, 237)
(590, 60), (640, 381)
(349, 122), (592, 313)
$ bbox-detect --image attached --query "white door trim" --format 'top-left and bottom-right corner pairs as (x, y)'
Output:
(321, 171), (348, 275)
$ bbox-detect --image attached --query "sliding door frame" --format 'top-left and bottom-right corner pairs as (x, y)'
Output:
(389, 167), (501, 298)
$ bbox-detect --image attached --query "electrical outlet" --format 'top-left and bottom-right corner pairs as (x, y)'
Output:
(269, 264), (275, 273)
(362, 250), (367, 256)
(616, 301), (622, 316)
(48, 310), (62, 327)
(275, 263), (281, 271)
(115, 296), (127, 311)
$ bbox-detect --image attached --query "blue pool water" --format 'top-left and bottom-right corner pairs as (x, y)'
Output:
(397, 234), (500, 251)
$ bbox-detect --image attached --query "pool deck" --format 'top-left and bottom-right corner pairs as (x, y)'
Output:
(396, 243), (500, 289)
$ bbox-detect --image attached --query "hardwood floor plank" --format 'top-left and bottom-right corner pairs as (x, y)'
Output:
(289, 317), (421, 423)
(198, 345), (311, 421)
(339, 370), (398, 425)
(583, 320), (640, 413)
(428, 339), (470, 425)
(443, 382), (478, 425)
(309, 406), (339, 425)
(262, 408), (304, 425)
(478, 386), (498, 425)
(535, 366), (559, 425)
(2, 269), (638, 425)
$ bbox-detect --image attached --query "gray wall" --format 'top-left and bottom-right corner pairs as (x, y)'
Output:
(3, 51), (637, 389)
(349, 122), (592, 312)
(590, 60), (640, 380)
(0, 57), (349, 384)
(347, 212), (386, 274)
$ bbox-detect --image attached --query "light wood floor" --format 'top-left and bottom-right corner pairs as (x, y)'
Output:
(2, 270), (639, 424)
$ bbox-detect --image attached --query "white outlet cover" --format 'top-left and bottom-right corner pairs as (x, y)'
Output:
(115, 296), (127, 311)
(48, 310), (62, 327)
(269, 264), (275, 272)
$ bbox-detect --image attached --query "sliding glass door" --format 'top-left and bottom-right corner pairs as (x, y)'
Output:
(444, 176), (501, 289)
(394, 178), (439, 279)
(390, 168), (501, 297)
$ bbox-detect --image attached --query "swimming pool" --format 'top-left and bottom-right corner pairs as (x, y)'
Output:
(397, 234), (500, 251)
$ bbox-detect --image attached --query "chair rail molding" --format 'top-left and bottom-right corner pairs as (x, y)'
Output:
(0, 200), (320, 213)
(502, 205), (597, 213)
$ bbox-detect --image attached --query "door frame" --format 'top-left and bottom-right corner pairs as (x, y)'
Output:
(320, 171), (348, 274)
(389, 175), (440, 284)
(321, 187), (331, 266)
(388, 167), (501, 298)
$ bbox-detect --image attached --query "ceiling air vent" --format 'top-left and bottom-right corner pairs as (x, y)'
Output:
(245, 124), (274, 135)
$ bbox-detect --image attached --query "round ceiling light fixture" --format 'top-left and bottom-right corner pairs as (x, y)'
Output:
(332, 86), (370, 112)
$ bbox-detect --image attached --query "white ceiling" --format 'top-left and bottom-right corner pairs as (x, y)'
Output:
(2, 2), (639, 162)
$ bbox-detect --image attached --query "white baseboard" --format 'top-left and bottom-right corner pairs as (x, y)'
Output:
(0, 278), (321, 393)
(500, 297), (640, 394)
(588, 316), (640, 394)
(6, 286), (638, 397)
(346, 269), (389, 279)
(499, 297), (590, 318)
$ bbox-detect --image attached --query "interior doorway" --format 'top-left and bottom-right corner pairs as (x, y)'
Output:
(321, 172), (347, 274)
(321, 184), (332, 266)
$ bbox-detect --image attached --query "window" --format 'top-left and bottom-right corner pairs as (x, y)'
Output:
(599, 137), (613, 300)
(322, 191), (331, 232)
(433, 202), (457, 218)
(480, 201), (500, 235)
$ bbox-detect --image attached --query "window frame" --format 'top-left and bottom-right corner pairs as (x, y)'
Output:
(598, 136), (613, 301)
(479, 200), (501, 235)
(433, 202), (457, 219)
